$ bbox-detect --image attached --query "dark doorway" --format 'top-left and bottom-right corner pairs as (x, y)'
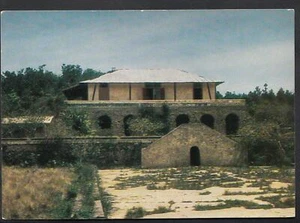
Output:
(143, 83), (165, 100)
(190, 146), (200, 166)
(225, 113), (239, 135)
(176, 114), (190, 127)
(193, 83), (203, 99)
(99, 83), (109, 100)
(201, 114), (214, 129)
(98, 115), (112, 129)
(123, 115), (134, 136)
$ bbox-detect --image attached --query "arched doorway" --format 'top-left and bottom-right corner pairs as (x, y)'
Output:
(190, 146), (200, 166)
(176, 114), (190, 127)
(98, 115), (112, 129)
(200, 114), (214, 128)
(123, 115), (134, 136)
(225, 113), (239, 135)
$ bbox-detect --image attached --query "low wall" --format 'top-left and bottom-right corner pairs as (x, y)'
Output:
(2, 137), (155, 168)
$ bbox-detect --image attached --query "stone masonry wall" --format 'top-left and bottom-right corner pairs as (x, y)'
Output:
(142, 123), (247, 168)
(68, 101), (248, 136)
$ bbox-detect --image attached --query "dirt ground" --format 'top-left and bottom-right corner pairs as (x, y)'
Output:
(98, 167), (295, 219)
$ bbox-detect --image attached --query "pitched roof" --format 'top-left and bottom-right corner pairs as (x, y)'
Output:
(80, 69), (223, 84)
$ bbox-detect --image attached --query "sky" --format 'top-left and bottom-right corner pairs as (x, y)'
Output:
(1, 10), (294, 94)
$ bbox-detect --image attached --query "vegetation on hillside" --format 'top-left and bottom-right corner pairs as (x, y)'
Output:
(1, 64), (103, 117)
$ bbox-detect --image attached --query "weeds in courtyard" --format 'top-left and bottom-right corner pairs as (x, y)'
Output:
(256, 195), (295, 208)
(194, 199), (273, 211)
(125, 204), (175, 219)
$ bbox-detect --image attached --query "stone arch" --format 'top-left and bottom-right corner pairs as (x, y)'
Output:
(225, 113), (239, 135)
(175, 114), (190, 127)
(123, 115), (134, 136)
(98, 115), (112, 129)
(190, 146), (200, 166)
(200, 114), (215, 129)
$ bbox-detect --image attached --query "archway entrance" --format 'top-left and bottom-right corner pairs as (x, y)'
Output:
(123, 115), (134, 136)
(225, 113), (239, 135)
(176, 114), (190, 127)
(98, 115), (112, 129)
(190, 146), (200, 166)
(200, 114), (214, 128)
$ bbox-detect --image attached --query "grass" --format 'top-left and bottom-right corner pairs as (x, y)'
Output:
(112, 166), (295, 193)
(66, 164), (97, 218)
(223, 190), (265, 196)
(199, 191), (211, 195)
(194, 199), (273, 211)
(114, 166), (244, 190)
(125, 204), (175, 219)
(125, 206), (148, 219)
(256, 195), (295, 208)
(2, 166), (74, 219)
(96, 170), (113, 218)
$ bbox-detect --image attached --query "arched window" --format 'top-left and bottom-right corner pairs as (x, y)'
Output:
(175, 114), (190, 127)
(225, 113), (239, 135)
(200, 114), (214, 129)
(123, 115), (134, 136)
(98, 115), (112, 129)
(190, 146), (201, 166)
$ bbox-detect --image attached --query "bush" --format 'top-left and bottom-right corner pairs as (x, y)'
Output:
(36, 138), (77, 167)
(62, 108), (91, 135)
(125, 207), (147, 219)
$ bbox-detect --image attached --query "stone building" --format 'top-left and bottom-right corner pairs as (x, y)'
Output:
(142, 124), (246, 168)
(63, 69), (248, 167)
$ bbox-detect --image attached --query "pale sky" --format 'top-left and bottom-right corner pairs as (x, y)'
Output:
(1, 10), (294, 94)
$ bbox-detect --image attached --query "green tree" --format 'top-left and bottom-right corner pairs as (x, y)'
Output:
(60, 64), (83, 88)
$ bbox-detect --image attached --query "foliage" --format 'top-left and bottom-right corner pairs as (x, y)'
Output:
(1, 64), (103, 117)
(125, 207), (147, 219)
(257, 195), (295, 208)
(3, 140), (146, 168)
(238, 84), (294, 166)
(128, 117), (166, 136)
(2, 122), (44, 138)
(62, 108), (92, 135)
(127, 104), (171, 136)
(96, 172), (112, 217)
(1, 66), (64, 116)
(36, 138), (78, 167)
(194, 199), (273, 211)
(2, 166), (74, 219)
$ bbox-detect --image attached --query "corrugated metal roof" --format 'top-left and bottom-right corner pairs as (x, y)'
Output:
(80, 69), (224, 84)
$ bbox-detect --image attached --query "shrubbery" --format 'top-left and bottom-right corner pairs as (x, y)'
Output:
(127, 104), (170, 136)
(62, 108), (92, 135)
(3, 140), (146, 168)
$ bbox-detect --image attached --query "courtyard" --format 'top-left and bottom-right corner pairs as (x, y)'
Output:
(98, 166), (295, 218)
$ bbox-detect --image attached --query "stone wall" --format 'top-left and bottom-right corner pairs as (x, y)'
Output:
(142, 123), (247, 168)
(2, 138), (154, 168)
(67, 101), (248, 136)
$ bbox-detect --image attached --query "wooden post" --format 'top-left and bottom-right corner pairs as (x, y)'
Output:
(207, 83), (211, 100)
(174, 83), (177, 101)
(129, 83), (132, 100)
(92, 84), (97, 100)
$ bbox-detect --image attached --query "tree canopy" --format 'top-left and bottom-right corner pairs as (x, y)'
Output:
(1, 64), (103, 116)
